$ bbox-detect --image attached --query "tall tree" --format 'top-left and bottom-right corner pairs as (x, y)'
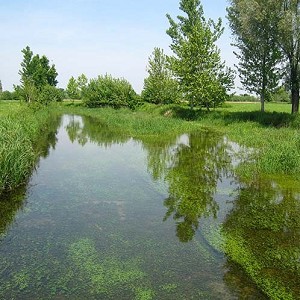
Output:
(0, 80), (2, 94)
(142, 47), (181, 104)
(17, 46), (59, 103)
(276, 0), (300, 113)
(166, 0), (234, 110)
(66, 76), (80, 99)
(18, 46), (58, 92)
(227, 0), (282, 112)
(77, 73), (88, 98)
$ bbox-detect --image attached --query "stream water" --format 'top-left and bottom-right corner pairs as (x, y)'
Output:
(0, 115), (299, 299)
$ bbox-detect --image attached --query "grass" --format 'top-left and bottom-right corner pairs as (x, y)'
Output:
(0, 100), (59, 195)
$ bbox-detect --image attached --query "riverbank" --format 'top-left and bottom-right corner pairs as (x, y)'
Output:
(0, 101), (60, 195)
(61, 101), (300, 181)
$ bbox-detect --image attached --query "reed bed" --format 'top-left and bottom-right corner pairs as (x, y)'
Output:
(0, 102), (58, 195)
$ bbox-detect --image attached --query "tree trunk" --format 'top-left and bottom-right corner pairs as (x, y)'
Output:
(260, 93), (265, 113)
(291, 65), (299, 114)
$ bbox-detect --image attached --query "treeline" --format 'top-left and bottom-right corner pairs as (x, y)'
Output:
(1, 0), (299, 113)
(0, 0), (234, 111)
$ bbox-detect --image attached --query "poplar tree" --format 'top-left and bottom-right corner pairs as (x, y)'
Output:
(276, 0), (300, 113)
(166, 0), (234, 110)
(66, 76), (80, 99)
(227, 0), (282, 112)
(142, 47), (181, 104)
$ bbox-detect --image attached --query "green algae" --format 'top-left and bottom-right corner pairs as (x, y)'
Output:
(68, 238), (150, 298)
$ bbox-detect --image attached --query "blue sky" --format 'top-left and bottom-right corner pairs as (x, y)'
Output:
(0, 0), (238, 93)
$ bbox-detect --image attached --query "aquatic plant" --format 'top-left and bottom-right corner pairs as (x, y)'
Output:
(68, 238), (150, 298)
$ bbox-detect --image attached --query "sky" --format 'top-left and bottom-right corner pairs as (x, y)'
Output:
(0, 0), (238, 93)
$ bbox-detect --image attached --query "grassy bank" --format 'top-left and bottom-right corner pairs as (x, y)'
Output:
(0, 101), (60, 195)
(61, 101), (300, 179)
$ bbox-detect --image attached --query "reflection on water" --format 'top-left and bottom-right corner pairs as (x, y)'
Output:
(0, 115), (299, 299)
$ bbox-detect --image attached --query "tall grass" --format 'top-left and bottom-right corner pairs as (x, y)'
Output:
(0, 103), (59, 195)
(60, 104), (203, 137)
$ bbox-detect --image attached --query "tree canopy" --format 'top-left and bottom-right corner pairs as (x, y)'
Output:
(16, 46), (59, 104)
(142, 47), (181, 104)
(166, 0), (234, 110)
(227, 0), (282, 112)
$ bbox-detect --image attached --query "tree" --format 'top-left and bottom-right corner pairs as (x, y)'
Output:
(166, 0), (234, 110)
(17, 46), (58, 103)
(227, 0), (282, 112)
(276, 0), (300, 113)
(66, 76), (80, 99)
(0, 80), (2, 94)
(142, 47), (181, 104)
(77, 73), (88, 98)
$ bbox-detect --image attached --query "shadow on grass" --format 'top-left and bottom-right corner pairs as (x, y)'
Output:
(164, 106), (300, 128)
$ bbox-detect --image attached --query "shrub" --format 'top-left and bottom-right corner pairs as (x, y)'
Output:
(38, 85), (64, 105)
(271, 87), (290, 103)
(0, 90), (19, 100)
(83, 75), (139, 109)
(229, 94), (259, 102)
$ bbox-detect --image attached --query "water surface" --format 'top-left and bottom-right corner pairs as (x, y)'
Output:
(0, 115), (299, 299)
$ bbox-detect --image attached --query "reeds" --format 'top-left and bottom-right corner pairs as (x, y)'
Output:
(0, 103), (58, 195)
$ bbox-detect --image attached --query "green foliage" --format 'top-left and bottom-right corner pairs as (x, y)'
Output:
(229, 94), (259, 102)
(66, 76), (80, 99)
(142, 47), (181, 104)
(258, 134), (300, 175)
(83, 74), (139, 109)
(66, 74), (88, 99)
(276, 0), (300, 113)
(271, 87), (290, 103)
(166, 0), (234, 110)
(38, 85), (64, 105)
(0, 90), (19, 100)
(227, 0), (282, 112)
(17, 46), (58, 104)
(77, 73), (88, 97)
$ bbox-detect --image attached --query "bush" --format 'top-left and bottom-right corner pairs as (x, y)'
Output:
(38, 85), (64, 105)
(271, 87), (290, 103)
(83, 75), (139, 109)
(229, 94), (259, 102)
(0, 90), (19, 100)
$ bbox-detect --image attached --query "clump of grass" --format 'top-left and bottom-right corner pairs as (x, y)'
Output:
(258, 134), (300, 175)
(0, 118), (35, 192)
(0, 103), (59, 195)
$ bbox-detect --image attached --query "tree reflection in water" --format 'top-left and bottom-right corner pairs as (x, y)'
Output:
(144, 131), (232, 242)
